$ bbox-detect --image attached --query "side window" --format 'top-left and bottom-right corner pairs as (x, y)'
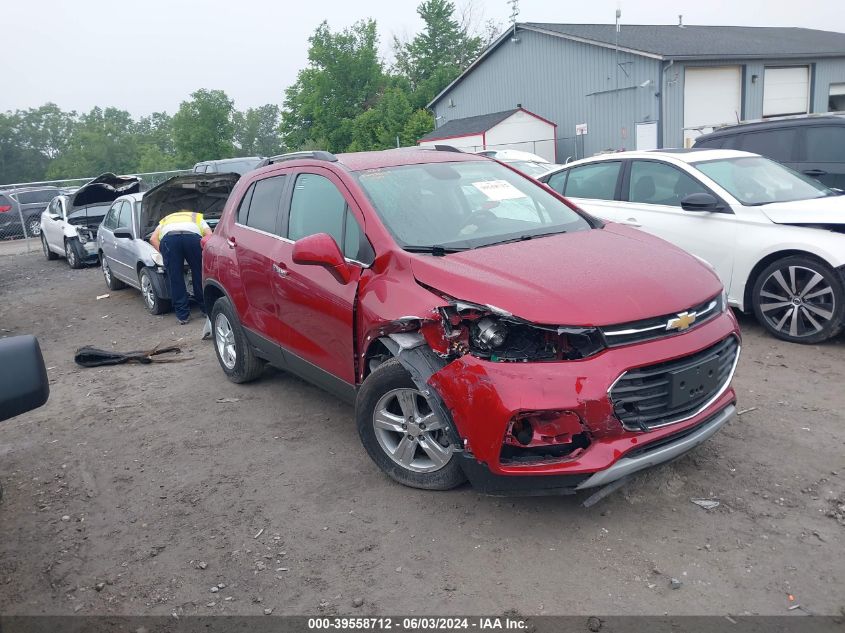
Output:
(564, 162), (621, 200)
(628, 161), (709, 207)
(46, 198), (59, 217)
(343, 211), (374, 263)
(103, 203), (119, 229)
(738, 129), (797, 162)
(288, 174), (346, 246)
(236, 183), (256, 225)
(245, 175), (286, 234)
(115, 202), (130, 229)
(546, 171), (567, 195)
(803, 126), (845, 162)
(194, 164), (207, 173)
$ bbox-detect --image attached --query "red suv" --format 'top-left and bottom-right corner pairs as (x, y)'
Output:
(203, 148), (740, 495)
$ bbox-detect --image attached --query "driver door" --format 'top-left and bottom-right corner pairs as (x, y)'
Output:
(43, 198), (65, 250)
(615, 159), (737, 291)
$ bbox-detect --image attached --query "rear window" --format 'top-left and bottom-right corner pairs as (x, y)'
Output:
(803, 126), (845, 162)
(564, 161), (621, 200)
(14, 189), (58, 204)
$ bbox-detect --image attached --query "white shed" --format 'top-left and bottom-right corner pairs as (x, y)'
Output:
(418, 107), (557, 162)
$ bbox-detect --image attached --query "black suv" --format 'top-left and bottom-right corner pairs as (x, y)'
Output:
(694, 114), (845, 190)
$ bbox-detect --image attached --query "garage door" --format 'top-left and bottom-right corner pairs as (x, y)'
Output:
(763, 66), (810, 117)
(683, 66), (742, 146)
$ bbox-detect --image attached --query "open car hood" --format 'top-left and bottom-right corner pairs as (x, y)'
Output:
(70, 173), (141, 210)
(760, 195), (845, 226)
(139, 173), (240, 238)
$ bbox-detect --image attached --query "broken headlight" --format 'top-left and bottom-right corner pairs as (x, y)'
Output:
(440, 301), (606, 362)
(77, 231), (89, 244)
(151, 252), (164, 267)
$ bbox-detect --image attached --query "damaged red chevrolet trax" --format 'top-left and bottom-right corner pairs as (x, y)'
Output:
(203, 148), (740, 494)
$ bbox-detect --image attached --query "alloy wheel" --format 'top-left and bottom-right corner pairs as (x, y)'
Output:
(140, 272), (156, 309)
(66, 245), (76, 267)
(372, 388), (453, 473)
(102, 259), (112, 285)
(27, 219), (41, 237)
(758, 265), (835, 338)
(41, 234), (49, 257)
(214, 313), (237, 370)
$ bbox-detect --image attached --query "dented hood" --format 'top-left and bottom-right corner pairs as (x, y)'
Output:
(140, 173), (239, 236)
(409, 224), (723, 327)
(70, 173), (141, 209)
(759, 195), (845, 225)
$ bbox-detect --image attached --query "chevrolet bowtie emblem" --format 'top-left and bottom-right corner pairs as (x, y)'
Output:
(667, 311), (697, 331)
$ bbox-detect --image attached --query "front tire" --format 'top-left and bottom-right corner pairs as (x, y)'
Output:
(41, 234), (58, 260)
(26, 217), (41, 237)
(356, 359), (466, 490)
(751, 255), (845, 343)
(101, 256), (126, 290)
(139, 267), (171, 315)
(210, 296), (265, 383)
(65, 238), (85, 269)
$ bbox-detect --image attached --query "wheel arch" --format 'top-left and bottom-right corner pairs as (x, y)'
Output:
(743, 249), (835, 313)
(203, 279), (230, 316)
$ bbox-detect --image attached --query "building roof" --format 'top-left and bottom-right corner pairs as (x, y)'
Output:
(418, 109), (521, 141)
(523, 23), (845, 60)
(428, 23), (845, 108)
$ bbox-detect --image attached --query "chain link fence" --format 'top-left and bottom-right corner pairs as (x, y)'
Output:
(0, 170), (191, 250)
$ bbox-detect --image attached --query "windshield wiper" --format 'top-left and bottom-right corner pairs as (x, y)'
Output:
(479, 230), (568, 248)
(402, 245), (470, 256)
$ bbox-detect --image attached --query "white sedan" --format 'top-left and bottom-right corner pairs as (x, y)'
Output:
(540, 149), (845, 343)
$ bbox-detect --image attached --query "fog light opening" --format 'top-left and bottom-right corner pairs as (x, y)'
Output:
(501, 411), (591, 465)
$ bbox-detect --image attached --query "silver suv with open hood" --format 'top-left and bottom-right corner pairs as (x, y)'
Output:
(41, 173), (141, 268)
(96, 172), (239, 314)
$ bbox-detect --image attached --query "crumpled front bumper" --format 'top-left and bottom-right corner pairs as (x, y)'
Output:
(427, 310), (740, 494)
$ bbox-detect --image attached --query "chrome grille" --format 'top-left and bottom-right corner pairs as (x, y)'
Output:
(601, 295), (722, 347)
(609, 335), (739, 431)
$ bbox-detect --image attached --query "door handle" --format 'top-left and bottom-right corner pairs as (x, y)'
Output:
(226, 237), (237, 249)
(803, 169), (827, 177)
(272, 263), (289, 278)
(620, 218), (642, 227)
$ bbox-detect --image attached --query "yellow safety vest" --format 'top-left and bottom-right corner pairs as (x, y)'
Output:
(158, 210), (204, 232)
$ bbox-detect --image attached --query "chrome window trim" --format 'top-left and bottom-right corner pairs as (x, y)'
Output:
(606, 335), (741, 432)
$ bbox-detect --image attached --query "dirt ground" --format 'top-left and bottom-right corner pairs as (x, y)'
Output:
(0, 245), (843, 617)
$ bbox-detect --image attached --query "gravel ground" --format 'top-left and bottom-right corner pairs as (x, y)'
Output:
(0, 249), (843, 617)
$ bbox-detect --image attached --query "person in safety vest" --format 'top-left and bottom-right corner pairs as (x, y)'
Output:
(150, 210), (212, 325)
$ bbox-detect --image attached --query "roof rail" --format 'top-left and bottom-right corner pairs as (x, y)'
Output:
(714, 110), (845, 130)
(258, 151), (338, 167)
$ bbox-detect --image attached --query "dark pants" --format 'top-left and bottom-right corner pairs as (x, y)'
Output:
(160, 232), (204, 321)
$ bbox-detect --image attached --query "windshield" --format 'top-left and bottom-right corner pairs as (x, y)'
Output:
(67, 204), (110, 223)
(695, 156), (835, 205)
(355, 160), (592, 251)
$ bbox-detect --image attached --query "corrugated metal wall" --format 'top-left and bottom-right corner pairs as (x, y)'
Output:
(433, 28), (845, 155)
(663, 57), (845, 148)
(432, 29), (662, 159)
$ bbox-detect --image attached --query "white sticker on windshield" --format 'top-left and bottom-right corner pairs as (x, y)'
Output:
(471, 180), (526, 201)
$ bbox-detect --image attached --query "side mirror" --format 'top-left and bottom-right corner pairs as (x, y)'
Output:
(49, 213), (61, 220)
(0, 335), (49, 423)
(292, 232), (352, 284)
(114, 227), (132, 239)
(681, 192), (722, 212)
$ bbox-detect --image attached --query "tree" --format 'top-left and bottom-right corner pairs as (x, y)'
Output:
(0, 112), (52, 184)
(234, 105), (284, 156)
(393, 0), (487, 109)
(281, 20), (387, 152)
(46, 107), (139, 179)
(402, 109), (435, 146)
(172, 89), (235, 165)
(18, 103), (77, 160)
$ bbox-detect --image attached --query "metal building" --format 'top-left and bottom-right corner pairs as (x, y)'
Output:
(426, 23), (845, 161)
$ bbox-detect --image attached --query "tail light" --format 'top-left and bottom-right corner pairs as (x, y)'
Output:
(0, 205), (12, 213)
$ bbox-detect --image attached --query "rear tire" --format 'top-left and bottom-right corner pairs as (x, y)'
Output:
(65, 238), (85, 269)
(26, 217), (41, 237)
(356, 359), (466, 490)
(751, 255), (844, 343)
(210, 296), (265, 383)
(41, 234), (58, 260)
(139, 267), (171, 315)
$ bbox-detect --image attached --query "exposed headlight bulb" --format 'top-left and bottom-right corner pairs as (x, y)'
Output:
(475, 317), (508, 349)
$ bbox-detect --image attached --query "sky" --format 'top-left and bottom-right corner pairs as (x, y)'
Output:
(3, 0), (844, 117)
